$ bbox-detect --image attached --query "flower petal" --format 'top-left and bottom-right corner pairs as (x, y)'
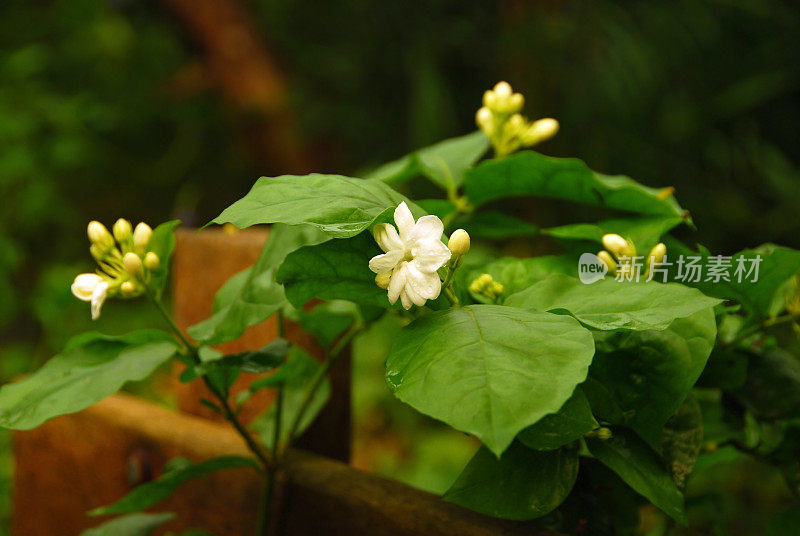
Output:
(369, 249), (404, 274)
(406, 263), (442, 300)
(411, 239), (451, 273)
(399, 289), (413, 310)
(90, 281), (109, 320)
(404, 282), (427, 307)
(387, 262), (407, 304)
(394, 202), (415, 241)
(72, 273), (103, 301)
(409, 215), (444, 244)
(372, 223), (404, 253)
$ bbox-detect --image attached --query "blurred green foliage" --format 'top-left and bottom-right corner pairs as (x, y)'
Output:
(1, 0), (799, 534)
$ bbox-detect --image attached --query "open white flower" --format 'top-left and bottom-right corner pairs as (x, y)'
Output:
(71, 273), (109, 320)
(369, 202), (451, 309)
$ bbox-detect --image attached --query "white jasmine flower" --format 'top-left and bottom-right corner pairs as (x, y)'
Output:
(369, 202), (451, 309)
(71, 273), (109, 320)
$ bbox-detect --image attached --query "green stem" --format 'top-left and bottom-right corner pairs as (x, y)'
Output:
(145, 289), (272, 471)
(258, 310), (286, 536)
(284, 323), (361, 445)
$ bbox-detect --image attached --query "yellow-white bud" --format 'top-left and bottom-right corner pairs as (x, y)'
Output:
(506, 113), (526, 135)
(482, 90), (497, 110)
(132, 222), (152, 252)
(87, 221), (114, 249)
(112, 218), (132, 243)
(647, 243), (667, 266)
(475, 106), (494, 133)
(144, 252), (160, 271)
(120, 281), (136, 295)
(448, 229), (470, 258)
(597, 250), (617, 274)
(520, 118), (559, 146)
(375, 272), (392, 290)
(493, 81), (512, 99)
(602, 234), (635, 259)
(123, 252), (142, 275)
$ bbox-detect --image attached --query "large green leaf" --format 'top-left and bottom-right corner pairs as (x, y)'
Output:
(443, 441), (579, 520)
(276, 232), (391, 309)
(518, 387), (597, 450)
(665, 241), (800, 323)
(0, 330), (176, 430)
(385, 305), (595, 456)
(250, 346), (331, 449)
(187, 224), (328, 346)
(542, 216), (683, 253)
(589, 309), (717, 446)
(80, 513), (176, 536)
(505, 274), (721, 331)
(211, 174), (419, 238)
(367, 131), (489, 191)
(146, 220), (180, 299)
(459, 210), (540, 240)
(464, 151), (689, 219)
(90, 456), (258, 516)
(586, 428), (686, 525)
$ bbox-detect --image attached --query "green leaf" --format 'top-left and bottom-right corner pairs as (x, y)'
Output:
(90, 456), (258, 516)
(542, 216), (683, 253)
(295, 301), (359, 347)
(211, 174), (420, 238)
(665, 241), (800, 323)
(146, 220), (180, 299)
(505, 274), (721, 331)
(180, 339), (290, 391)
(586, 428), (686, 525)
(250, 346), (330, 449)
(589, 309), (717, 446)
(661, 393), (703, 490)
(80, 513), (176, 536)
(467, 255), (576, 298)
(460, 211), (539, 240)
(443, 441), (579, 520)
(733, 348), (800, 420)
(385, 305), (595, 456)
(367, 131), (489, 191)
(0, 330), (176, 430)
(187, 224), (328, 346)
(464, 151), (689, 220)
(518, 387), (597, 450)
(276, 232), (392, 309)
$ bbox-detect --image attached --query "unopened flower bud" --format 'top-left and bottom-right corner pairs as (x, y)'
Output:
(448, 229), (470, 258)
(594, 427), (613, 440)
(491, 281), (504, 297)
(493, 81), (512, 99)
(647, 243), (667, 266)
(123, 252), (142, 275)
(597, 250), (617, 274)
(144, 252), (160, 271)
(112, 218), (132, 243)
(120, 281), (136, 295)
(475, 106), (494, 134)
(520, 118), (559, 146)
(132, 222), (152, 252)
(602, 234), (636, 259)
(375, 272), (392, 290)
(482, 90), (497, 110)
(506, 113), (526, 135)
(87, 221), (114, 250)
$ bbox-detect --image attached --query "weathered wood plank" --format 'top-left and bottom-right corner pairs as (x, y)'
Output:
(14, 394), (559, 536)
(172, 227), (351, 462)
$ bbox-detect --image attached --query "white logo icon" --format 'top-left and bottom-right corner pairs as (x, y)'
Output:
(578, 253), (608, 284)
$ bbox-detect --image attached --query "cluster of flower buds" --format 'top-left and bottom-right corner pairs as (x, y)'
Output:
(71, 219), (160, 319)
(597, 233), (666, 279)
(476, 81), (560, 158)
(469, 273), (504, 301)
